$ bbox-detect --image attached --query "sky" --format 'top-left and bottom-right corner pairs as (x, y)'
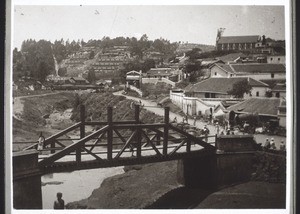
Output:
(13, 4), (285, 50)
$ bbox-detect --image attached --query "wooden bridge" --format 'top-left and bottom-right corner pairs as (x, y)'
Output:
(21, 105), (216, 174)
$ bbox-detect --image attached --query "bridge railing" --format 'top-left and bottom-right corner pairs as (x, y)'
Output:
(19, 104), (216, 170)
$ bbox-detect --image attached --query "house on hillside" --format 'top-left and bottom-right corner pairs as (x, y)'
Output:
(216, 52), (248, 64)
(146, 68), (173, 78)
(126, 70), (142, 88)
(184, 77), (269, 99)
(216, 35), (260, 51)
(210, 63), (286, 80)
(69, 77), (89, 85)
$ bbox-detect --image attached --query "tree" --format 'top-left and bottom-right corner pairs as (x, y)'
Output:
(265, 90), (273, 97)
(186, 48), (202, 60)
(227, 79), (252, 98)
(89, 51), (95, 59)
(142, 59), (156, 72)
(58, 67), (67, 76)
(182, 60), (202, 82)
(36, 61), (50, 82)
(87, 68), (96, 83)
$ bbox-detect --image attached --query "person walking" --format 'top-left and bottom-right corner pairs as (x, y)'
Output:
(215, 122), (220, 135)
(280, 140), (286, 151)
(37, 132), (45, 154)
(53, 192), (65, 209)
(193, 116), (197, 126)
(203, 125), (209, 143)
(270, 138), (276, 150)
(264, 138), (271, 150)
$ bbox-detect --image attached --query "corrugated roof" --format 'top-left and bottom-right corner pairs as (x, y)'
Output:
(231, 63), (286, 74)
(185, 77), (268, 94)
(227, 97), (281, 116)
(218, 35), (260, 44)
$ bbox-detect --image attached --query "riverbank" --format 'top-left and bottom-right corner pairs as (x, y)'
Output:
(66, 161), (181, 209)
(66, 159), (286, 209)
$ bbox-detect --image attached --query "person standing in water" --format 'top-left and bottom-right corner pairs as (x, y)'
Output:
(53, 192), (65, 209)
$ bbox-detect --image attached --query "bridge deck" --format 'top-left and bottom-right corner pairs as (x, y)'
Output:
(20, 105), (216, 174)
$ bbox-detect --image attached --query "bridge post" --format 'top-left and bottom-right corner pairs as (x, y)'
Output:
(135, 105), (142, 158)
(107, 106), (113, 160)
(77, 105), (85, 163)
(13, 150), (43, 209)
(163, 107), (169, 155)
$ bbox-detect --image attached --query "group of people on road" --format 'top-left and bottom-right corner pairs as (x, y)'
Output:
(264, 138), (286, 151)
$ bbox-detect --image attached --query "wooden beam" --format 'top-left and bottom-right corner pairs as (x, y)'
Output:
(112, 123), (165, 129)
(135, 105), (141, 158)
(107, 107), (113, 160)
(163, 107), (169, 156)
(85, 120), (136, 126)
(142, 133), (156, 147)
(169, 124), (215, 149)
(23, 122), (81, 151)
(82, 147), (103, 162)
(113, 129), (126, 143)
(141, 130), (162, 156)
(39, 125), (109, 166)
(89, 132), (106, 152)
(114, 131), (137, 159)
(169, 140), (186, 156)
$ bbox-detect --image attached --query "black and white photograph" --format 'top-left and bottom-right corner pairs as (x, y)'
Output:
(6, 0), (294, 213)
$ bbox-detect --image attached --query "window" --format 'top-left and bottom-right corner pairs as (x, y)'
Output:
(278, 58), (280, 61)
(270, 57), (273, 61)
(271, 73), (275, 78)
(205, 93), (210, 98)
(256, 91), (259, 97)
(215, 72), (217, 76)
(276, 92), (280, 98)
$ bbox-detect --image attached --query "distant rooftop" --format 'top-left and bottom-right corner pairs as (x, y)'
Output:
(185, 77), (268, 94)
(218, 35), (260, 44)
(227, 97), (281, 116)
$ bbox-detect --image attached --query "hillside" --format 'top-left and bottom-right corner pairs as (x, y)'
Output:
(59, 50), (102, 77)
(176, 43), (215, 53)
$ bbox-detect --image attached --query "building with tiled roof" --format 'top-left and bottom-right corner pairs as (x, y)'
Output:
(227, 97), (280, 117)
(216, 35), (260, 51)
(184, 77), (269, 99)
(210, 63), (286, 80)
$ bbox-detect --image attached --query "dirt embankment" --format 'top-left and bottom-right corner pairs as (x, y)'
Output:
(66, 161), (181, 209)
(71, 92), (164, 124)
(66, 151), (286, 209)
(13, 92), (76, 150)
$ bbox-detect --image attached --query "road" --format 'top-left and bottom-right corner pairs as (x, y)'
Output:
(113, 90), (286, 149)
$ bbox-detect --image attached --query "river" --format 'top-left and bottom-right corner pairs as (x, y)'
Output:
(41, 167), (124, 209)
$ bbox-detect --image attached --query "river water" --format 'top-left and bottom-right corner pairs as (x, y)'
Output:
(41, 167), (124, 209)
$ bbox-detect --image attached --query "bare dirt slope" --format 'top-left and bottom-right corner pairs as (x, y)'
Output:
(66, 161), (181, 209)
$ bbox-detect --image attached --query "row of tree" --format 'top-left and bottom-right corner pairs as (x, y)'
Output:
(13, 39), (55, 82)
(13, 35), (180, 82)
